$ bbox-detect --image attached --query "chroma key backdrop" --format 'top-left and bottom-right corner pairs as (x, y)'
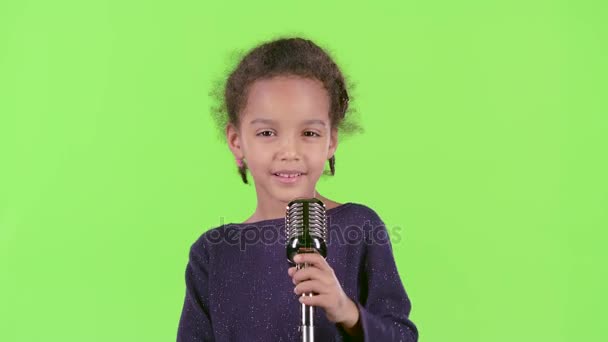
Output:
(1, 0), (607, 341)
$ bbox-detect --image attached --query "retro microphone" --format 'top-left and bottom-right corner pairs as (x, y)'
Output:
(285, 198), (328, 342)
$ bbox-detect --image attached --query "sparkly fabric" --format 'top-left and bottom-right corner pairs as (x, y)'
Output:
(177, 202), (418, 341)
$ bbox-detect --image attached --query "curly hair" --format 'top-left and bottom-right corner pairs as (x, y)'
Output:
(209, 36), (363, 184)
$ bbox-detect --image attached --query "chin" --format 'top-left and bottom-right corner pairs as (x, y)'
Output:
(270, 188), (312, 202)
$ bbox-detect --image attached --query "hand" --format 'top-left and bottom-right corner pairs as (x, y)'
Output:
(287, 253), (361, 332)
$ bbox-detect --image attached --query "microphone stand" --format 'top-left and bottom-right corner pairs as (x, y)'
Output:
(297, 256), (314, 342)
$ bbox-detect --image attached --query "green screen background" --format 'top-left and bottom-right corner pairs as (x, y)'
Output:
(1, 1), (606, 341)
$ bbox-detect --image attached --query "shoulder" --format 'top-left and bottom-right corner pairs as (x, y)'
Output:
(338, 202), (394, 246)
(338, 202), (386, 226)
(187, 224), (232, 259)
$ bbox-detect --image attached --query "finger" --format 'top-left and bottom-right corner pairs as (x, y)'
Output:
(294, 280), (326, 296)
(287, 266), (297, 277)
(292, 267), (327, 285)
(294, 263), (326, 278)
(293, 253), (330, 272)
(298, 293), (328, 307)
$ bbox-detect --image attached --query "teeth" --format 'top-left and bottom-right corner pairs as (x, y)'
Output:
(275, 173), (301, 178)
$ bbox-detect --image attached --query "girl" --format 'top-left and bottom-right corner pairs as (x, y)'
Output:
(177, 37), (418, 341)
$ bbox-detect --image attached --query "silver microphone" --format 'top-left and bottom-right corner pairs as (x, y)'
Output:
(285, 198), (328, 342)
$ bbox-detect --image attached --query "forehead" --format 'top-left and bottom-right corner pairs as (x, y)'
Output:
(241, 76), (330, 122)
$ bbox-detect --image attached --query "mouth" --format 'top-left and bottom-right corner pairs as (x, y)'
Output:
(272, 172), (305, 184)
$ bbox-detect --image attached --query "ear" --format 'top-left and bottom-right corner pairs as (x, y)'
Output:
(327, 127), (338, 159)
(226, 123), (244, 159)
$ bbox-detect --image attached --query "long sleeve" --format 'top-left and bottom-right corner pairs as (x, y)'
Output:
(350, 217), (419, 341)
(177, 238), (214, 342)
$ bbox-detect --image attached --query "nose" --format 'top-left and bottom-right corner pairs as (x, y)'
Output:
(277, 136), (301, 161)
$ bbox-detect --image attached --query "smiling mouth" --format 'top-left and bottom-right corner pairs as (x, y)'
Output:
(272, 172), (305, 184)
(273, 172), (303, 178)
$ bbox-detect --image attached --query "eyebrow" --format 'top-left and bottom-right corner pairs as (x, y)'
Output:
(249, 118), (326, 127)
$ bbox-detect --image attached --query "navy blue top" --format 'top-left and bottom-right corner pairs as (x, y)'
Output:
(177, 202), (418, 341)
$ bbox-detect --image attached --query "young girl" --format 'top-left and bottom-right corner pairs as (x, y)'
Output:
(177, 37), (418, 341)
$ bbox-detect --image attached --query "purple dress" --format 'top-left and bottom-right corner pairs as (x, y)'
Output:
(177, 202), (418, 341)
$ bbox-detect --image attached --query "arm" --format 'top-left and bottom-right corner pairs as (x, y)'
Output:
(340, 218), (418, 341)
(176, 238), (214, 342)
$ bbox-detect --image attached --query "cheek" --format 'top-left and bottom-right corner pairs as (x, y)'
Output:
(308, 154), (330, 172)
(246, 157), (267, 171)
(244, 149), (271, 172)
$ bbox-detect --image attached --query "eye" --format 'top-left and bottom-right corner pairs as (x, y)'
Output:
(303, 131), (321, 137)
(256, 130), (275, 137)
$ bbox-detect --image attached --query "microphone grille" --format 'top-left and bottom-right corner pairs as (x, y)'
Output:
(285, 198), (328, 261)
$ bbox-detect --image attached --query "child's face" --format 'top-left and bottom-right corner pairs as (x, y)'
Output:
(227, 75), (338, 204)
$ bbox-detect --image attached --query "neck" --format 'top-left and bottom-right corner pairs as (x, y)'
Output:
(245, 188), (322, 224)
